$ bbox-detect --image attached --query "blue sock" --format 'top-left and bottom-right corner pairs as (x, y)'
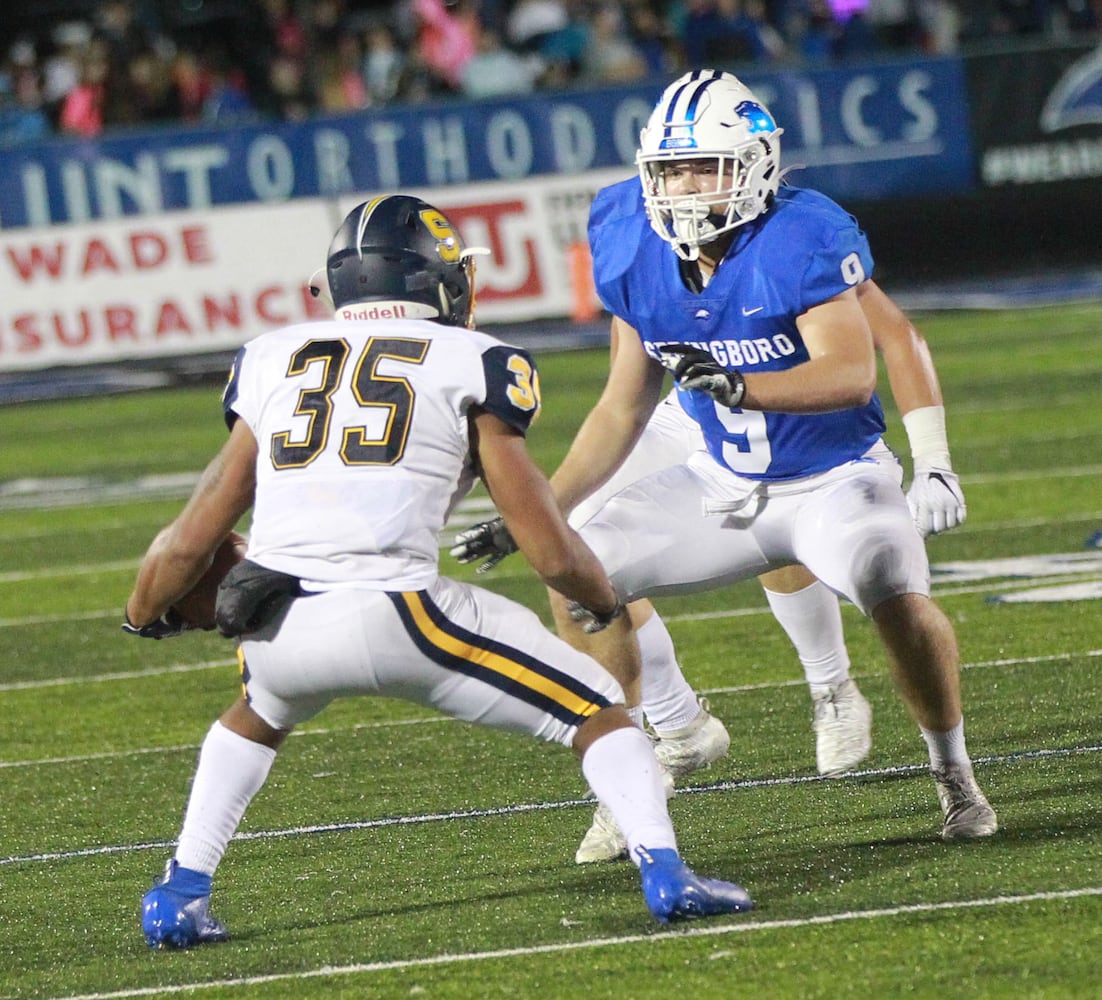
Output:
(168, 863), (212, 897)
(636, 846), (681, 866)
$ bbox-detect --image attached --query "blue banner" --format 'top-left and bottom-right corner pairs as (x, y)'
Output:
(0, 55), (974, 230)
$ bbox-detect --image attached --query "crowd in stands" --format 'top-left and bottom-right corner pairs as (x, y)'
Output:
(0, 0), (1099, 146)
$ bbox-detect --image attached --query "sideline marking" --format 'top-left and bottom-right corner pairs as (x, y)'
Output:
(0, 715), (451, 768)
(3, 569), (1101, 631)
(2, 650), (1099, 767)
(52, 886), (1102, 1000)
(4, 743), (1098, 868)
(0, 660), (238, 692)
(987, 581), (1102, 603)
(0, 560), (139, 584)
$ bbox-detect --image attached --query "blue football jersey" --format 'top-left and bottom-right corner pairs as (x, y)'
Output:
(589, 179), (886, 480)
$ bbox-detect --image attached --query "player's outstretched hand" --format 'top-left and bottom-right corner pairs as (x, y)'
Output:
(907, 467), (966, 538)
(121, 609), (191, 640)
(663, 345), (746, 408)
(567, 600), (625, 634)
(450, 516), (518, 573)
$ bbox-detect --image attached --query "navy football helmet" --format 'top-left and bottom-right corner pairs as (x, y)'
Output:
(318, 196), (483, 327)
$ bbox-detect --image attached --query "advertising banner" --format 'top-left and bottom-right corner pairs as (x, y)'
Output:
(967, 43), (1102, 187)
(0, 169), (626, 372)
(0, 56), (973, 231)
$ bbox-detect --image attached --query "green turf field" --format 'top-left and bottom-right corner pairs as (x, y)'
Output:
(2, 302), (1100, 999)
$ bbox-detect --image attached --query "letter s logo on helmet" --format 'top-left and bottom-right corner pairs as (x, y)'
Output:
(419, 207), (463, 264)
(636, 69), (784, 261)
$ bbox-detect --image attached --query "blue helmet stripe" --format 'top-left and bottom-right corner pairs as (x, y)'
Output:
(660, 69), (724, 146)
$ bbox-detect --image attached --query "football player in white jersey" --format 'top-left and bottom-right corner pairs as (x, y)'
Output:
(453, 70), (996, 854)
(123, 194), (752, 949)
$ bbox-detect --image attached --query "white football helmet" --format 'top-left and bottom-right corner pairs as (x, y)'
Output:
(636, 69), (783, 260)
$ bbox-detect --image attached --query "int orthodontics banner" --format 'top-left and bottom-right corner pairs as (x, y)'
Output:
(0, 55), (975, 232)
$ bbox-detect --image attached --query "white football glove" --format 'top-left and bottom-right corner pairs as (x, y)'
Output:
(906, 466), (966, 538)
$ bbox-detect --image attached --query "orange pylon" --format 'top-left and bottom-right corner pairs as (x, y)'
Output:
(568, 241), (599, 323)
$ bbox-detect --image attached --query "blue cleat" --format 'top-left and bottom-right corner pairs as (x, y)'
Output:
(141, 860), (229, 949)
(636, 846), (753, 924)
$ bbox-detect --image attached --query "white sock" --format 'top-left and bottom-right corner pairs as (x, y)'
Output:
(638, 612), (701, 733)
(175, 721), (277, 876)
(764, 580), (850, 692)
(920, 718), (969, 771)
(582, 726), (676, 861)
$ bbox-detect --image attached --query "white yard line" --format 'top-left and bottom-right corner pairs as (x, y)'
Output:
(48, 885), (1102, 1000)
(0, 659), (238, 691)
(4, 743), (1099, 867)
(3, 461), (1102, 511)
(2, 570), (1101, 632)
(0, 715), (452, 769)
(2, 648), (1099, 767)
(0, 560), (140, 584)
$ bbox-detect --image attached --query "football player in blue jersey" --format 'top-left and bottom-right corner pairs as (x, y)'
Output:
(455, 69), (995, 850)
(124, 195), (754, 949)
(456, 280), (968, 840)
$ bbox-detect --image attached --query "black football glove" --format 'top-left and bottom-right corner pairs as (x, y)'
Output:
(664, 344), (746, 408)
(121, 608), (190, 640)
(567, 599), (625, 634)
(450, 516), (518, 574)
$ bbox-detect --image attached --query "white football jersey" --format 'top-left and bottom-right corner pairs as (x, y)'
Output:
(223, 317), (541, 591)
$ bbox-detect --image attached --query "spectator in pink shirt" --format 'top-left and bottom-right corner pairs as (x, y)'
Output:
(59, 44), (109, 137)
(412, 0), (479, 91)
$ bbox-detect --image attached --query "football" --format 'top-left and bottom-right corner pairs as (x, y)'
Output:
(171, 531), (248, 630)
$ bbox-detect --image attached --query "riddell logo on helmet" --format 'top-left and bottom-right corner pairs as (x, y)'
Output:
(336, 301), (438, 321)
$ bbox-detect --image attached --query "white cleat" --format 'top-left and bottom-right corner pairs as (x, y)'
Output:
(575, 768), (675, 865)
(575, 801), (628, 864)
(652, 698), (731, 779)
(933, 763), (998, 841)
(812, 678), (872, 776)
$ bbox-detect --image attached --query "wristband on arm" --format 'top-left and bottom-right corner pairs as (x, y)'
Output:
(902, 405), (952, 469)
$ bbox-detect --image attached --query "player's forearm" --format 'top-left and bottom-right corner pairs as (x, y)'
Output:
(874, 323), (953, 467)
(859, 279), (944, 416)
(479, 424), (620, 614)
(879, 327), (944, 416)
(125, 526), (209, 625)
(537, 539), (621, 618)
(502, 480), (620, 614)
(741, 353), (877, 413)
(550, 399), (649, 515)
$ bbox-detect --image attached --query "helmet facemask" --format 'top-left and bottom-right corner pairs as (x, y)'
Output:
(636, 70), (783, 261)
(454, 247), (490, 329)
